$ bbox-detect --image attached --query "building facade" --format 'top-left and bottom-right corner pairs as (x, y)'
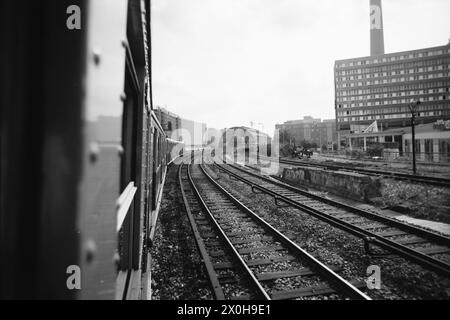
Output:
(276, 116), (337, 149)
(403, 120), (450, 162)
(154, 106), (207, 145)
(342, 120), (450, 163)
(154, 107), (181, 140)
(335, 43), (450, 148)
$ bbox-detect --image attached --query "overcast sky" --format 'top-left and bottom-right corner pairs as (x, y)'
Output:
(152, 0), (450, 135)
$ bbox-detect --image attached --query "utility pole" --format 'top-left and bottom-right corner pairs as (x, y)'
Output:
(408, 100), (421, 175)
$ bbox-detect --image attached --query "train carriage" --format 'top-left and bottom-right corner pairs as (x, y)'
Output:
(0, 0), (183, 299)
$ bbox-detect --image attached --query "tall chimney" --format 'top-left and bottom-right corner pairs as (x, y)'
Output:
(370, 0), (385, 56)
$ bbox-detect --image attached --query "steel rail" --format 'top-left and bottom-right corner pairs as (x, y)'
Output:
(178, 164), (225, 300)
(198, 164), (371, 300)
(187, 164), (271, 300)
(225, 161), (450, 247)
(215, 162), (450, 277)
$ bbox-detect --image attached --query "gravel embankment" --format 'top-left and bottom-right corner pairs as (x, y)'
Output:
(207, 164), (450, 300)
(150, 164), (212, 300)
(277, 157), (450, 224)
(375, 179), (450, 224)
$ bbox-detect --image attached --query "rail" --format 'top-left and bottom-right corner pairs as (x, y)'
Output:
(215, 162), (450, 277)
(187, 163), (370, 299)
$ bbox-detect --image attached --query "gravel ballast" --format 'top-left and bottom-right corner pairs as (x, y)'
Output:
(208, 164), (450, 300)
(150, 164), (212, 300)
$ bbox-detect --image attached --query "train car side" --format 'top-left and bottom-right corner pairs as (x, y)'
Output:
(0, 0), (183, 300)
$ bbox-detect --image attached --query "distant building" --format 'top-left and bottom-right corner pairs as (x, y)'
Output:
(179, 117), (207, 147)
(334, 1), (450, 149)
(224, 126), (272, 144)
(335, 44), (450, 148)
(403, 120), (450, 162)
(343, 120), (450, 163)
(220, 126), (273, 160)
(154, 106), (207, 145)
(154, 107), (181, 140)
(275, 116), (337, 149)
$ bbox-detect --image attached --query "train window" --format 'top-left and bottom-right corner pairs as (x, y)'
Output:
(121, 62), (138, 190)
(118, 40), (141, 273)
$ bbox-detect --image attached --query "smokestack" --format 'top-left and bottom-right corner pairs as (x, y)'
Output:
(370, 0), (385, 56)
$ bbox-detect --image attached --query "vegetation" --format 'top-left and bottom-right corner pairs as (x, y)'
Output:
(366, 143), (384, 157)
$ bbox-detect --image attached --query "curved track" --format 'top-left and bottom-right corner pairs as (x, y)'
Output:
(214, 162), (450, 277)
(179, 162), (370, 300)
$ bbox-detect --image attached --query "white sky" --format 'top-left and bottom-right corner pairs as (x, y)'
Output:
(152, 0), (450, 135)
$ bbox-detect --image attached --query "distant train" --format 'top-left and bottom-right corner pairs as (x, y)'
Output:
(0, 0), (183, 299)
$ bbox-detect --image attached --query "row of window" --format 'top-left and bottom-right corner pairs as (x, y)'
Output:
(337, 81), (450, 96)
(404, 139), (450, 160)
(337, 104), (446, 117)
(337, 60), (450, 79)
(337, 73), (450, 88)
(338, 95), (450, 108)
(336, 64), (449, 82)
(336, 48), (449, 68)
(338, 111), (444, 122)
(339, 87), (449, 99)
(337, 58), (450, 76)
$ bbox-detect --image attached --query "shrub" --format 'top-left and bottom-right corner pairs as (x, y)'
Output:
(367, 143), (384, 157)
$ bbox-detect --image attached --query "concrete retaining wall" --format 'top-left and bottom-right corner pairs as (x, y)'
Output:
(281, 166), (382, 202)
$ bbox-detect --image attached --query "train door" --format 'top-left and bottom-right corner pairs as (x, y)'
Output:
(0, 0), (91, 299)
(116, 0), (149, 299)
(118, 48), (139, 279)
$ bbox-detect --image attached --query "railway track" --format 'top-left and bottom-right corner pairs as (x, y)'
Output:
(214, 162), (450, 278)
(276, 157), (450, 188)
(178, 163), (370, 300)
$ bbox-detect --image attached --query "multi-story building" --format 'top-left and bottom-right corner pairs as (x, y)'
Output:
(334, 0), (450, 149)
(276, 116), (337, 149)
(335, 43), (450, 147)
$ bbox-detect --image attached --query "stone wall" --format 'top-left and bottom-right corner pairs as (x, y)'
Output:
(281, 166), (382, 202)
